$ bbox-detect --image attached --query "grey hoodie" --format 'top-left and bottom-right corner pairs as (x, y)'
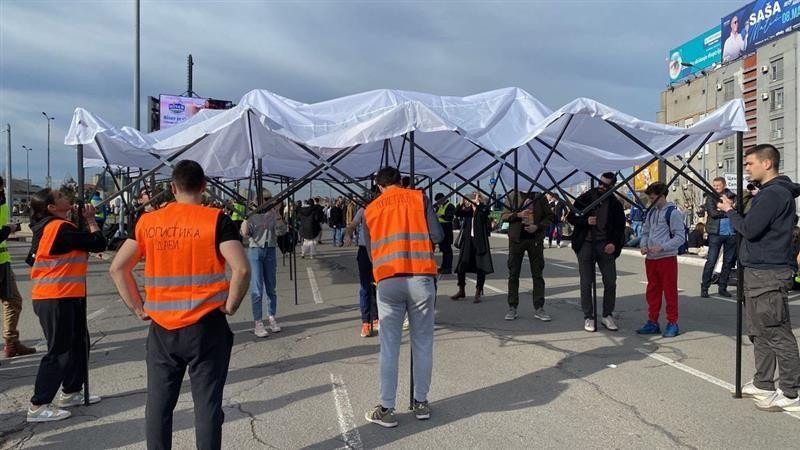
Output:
(727, 175), (800, 269)
(640, 201), (686, 260)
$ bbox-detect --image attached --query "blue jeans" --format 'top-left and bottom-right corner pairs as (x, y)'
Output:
(248, 246), (277, 320)
(702, 234), (737, 290)
(632, 221), (643, 239)
(357, 246), (377, 323)
(332, 227), (344, 246)
(376, 276), (436, 409)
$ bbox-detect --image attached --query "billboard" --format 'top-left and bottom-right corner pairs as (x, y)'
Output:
(668, 26), (722, 82)
(721, 0), (800, 64)
(159, 95), (207, 129)
(634, 163), (660, 192)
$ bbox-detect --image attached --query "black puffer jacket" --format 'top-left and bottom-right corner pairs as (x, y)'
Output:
(297, 206), (322, 240)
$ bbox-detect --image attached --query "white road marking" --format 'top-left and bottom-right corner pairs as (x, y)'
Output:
(307, 267), (324, 304)
(637, 348), (800, 421)
(550, 263), (575, 270)
(711, 295), (738, 304)
(639, 280), (684, 293)
(87, 307), (107, 321)
(329, 373), (363, 450)
(465, 277), (506, 294)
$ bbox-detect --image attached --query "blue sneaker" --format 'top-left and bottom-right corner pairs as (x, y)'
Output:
(662, 322), (679, 338)
(636, 320), (661, 335)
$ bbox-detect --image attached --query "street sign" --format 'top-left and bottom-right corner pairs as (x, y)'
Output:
(723, 173), (751, 193)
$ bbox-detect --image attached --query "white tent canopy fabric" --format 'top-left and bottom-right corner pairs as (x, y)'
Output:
(65, 88), (747, 191)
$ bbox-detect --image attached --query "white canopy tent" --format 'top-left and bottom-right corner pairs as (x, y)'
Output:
(64, 86), (753, 398)
(65, 88), (746, 204)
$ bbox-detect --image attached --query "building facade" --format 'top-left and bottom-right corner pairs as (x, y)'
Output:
(658, 31), (799, 212)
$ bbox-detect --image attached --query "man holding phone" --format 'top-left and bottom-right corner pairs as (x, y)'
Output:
(501, 189), (554, 321)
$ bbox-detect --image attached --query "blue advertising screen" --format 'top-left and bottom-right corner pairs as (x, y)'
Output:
(668, 26), (722, 82)
(721, 0), (800, 63)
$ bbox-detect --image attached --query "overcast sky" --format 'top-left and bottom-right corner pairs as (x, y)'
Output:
(0, 0), (744, 187)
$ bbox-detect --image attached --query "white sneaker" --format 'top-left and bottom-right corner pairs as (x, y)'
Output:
(54, 390), (101, 408)
(533, 308), (552, 322)
(254, 321), (269, 338)
(741, 381), (775, 399)
(756, 389), (800, 412)
(268, 316), (282, 333)
(402, 318), (410, 331)
(27, 404), (71, 423)
(584, 318), (596, 332)
(601, 316), (618, 331)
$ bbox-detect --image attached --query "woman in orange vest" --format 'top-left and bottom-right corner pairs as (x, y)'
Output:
(26, 188), (106, 423)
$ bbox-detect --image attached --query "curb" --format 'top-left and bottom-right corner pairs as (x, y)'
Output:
(489, 232), (708, 267)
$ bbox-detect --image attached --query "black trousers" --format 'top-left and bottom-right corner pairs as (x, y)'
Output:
(31, 298), (88, 406)
(457, 270), (485, 290)
(507, 238), (545, 309)
(146, 310), (233, 450)
(576, 241), (617, 319)
(439, 223), (453, 272)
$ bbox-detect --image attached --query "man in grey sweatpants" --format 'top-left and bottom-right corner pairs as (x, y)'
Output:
(719, 143), (800, 412)
(362, 167), (443, 428)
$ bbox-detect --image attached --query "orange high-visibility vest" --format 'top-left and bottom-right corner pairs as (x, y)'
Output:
(31, 219), (88, 300)
(364, 187), (437, 282)
(136, 203), (229, 330)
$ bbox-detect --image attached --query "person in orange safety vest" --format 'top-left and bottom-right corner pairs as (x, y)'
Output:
(362, 167), (443, 428)
(26, 188), (106, 423)
(110, 160), (250, 450)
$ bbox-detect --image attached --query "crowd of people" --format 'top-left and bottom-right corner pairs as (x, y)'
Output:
(1, 144), (799, 448)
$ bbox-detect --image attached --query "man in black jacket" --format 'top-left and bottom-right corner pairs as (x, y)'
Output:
(567, 173), (626, 332)
(719, 144), (800, 412)
(701, 177), (737, 298)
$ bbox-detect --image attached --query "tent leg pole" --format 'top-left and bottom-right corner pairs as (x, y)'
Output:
(409, 130), (415, 411)
(76, 144), (91, 407)
(734, 131), (744, 398)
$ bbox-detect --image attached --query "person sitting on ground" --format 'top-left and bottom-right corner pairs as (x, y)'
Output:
(687, 222), (708, 255)
(624, 219), (638, 247)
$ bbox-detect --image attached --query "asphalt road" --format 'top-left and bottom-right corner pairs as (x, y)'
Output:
(1, 236), (799, 449)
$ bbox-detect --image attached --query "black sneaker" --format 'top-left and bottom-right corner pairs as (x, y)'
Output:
(413, 400), (431, 420)
(365, 405), (398, 428)
(700, 289), (709, 298)
(718, 289), (732, 298)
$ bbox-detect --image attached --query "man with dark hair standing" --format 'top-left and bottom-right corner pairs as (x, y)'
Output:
(701, 177), (737, 298)
(568, 173), (626, 332)
(638, 182), (686, 338)
(501, 189), (554, 321)
(363, 167), (443, 428)
(719, 144), (800, 412)
(434, 193), (455, 274)
(110, 160), (251, 449)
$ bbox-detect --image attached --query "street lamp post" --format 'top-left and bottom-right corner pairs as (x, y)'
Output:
(21, 145), (32, 204)
(42, 112), (54, 188)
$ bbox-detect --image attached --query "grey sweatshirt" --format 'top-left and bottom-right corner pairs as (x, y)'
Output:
(640, 202), (686, 260)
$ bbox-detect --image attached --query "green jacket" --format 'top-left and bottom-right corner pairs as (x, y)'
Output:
(501, 191), (554, 243)
(0, 203), (10, 264)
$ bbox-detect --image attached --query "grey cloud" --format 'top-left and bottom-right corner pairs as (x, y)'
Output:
(1, 0), (745, 186)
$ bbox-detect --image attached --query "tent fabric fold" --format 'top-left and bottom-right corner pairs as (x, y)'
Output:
(65, 88), (747, 188)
